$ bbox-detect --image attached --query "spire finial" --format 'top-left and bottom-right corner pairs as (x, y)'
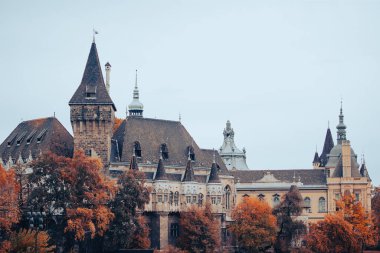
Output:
(213, 148), (216, 163)
(179, 113), (181, 122)
(293, 170), (296, 182)
(328, 120), (330, 129)
(135, 69), (138, 89)
(92, 28), (98, 43)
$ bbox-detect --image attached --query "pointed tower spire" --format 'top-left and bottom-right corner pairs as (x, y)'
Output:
(155, 150), (168, 180)
(336, 100), (347, 144)
(319, 126), (335, 167)
(360, 154), (370, 178)
(312, 150), (320, 168)
(209, 149), (220, 183)
(129, 151), (139, 170)
(183, 153), (195, 182)
(127, 69), (144, 117)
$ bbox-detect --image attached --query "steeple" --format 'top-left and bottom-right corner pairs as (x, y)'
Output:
(336, 101), (347, 144)
(69, 42), (116, 111)
(208, 150), (220, 183)
(182, 152), (195, 182)
(312, 150), (320, 168)
(319, 126), (335, 167)
(128, 70), (144, 117)
(129, 151), (139, 170)
(155, 151), (168, 180)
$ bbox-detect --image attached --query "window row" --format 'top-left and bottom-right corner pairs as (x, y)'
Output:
(133, 142), (196, 161)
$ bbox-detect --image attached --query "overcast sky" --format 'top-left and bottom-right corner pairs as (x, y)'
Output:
(0, 0), (379, 186)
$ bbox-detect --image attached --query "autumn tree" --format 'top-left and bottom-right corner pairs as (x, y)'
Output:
(336, 193), (377, 250)
(306, 214), (358, 253)
(372, 191), (380, 248)
(104, 170), (150, 251)
(0, 164), (20, 252)
(9, 229), (55, 253)
(177, 203), (220, 253)
(273, 185), (306, 252)
(229, 196), (277, 252)
(62, 151), (116, 244)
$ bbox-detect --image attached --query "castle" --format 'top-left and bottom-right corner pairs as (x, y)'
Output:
(0, 40), (372, 249)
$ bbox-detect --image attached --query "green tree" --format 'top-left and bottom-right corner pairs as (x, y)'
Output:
(273, 185), (306, 253)
(104, 170), (150, 250)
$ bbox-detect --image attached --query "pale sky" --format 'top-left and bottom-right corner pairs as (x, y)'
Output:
(0, 0), (379, 186)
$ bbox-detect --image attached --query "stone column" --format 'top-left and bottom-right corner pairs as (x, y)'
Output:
(159, 212), (169, 249)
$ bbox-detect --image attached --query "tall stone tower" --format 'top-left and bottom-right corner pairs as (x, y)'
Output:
(69, 42), (116, 166)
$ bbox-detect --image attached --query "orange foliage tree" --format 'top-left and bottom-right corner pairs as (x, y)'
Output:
(306, 193), (377, 252)
(177, 203), (221, 253)
(62, 151), (116, 241)
(0, 164), (20, 252)
(229, 196), (277, 252)
(336, 193), (377, 250)
(372, 191), (380, 248)
(306, 214), (357, 253)
(9, 229), (55, 253)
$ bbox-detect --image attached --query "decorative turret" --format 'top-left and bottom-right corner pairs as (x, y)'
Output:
(105, 62), (111, 93)
(208, 151), (220, 183)
(312, 150), (320, 169)
(319, 126), (334, 167)
(360, 155), (370, 178)
(128, 70), (144, 117)
(219, 120), (249, 170)
(182, 152), (195, 182)
(155, 151), (168, 180)
(129, 152), (139, 170)
(336, 102), (347, 144)
(69, 41), (116, 166)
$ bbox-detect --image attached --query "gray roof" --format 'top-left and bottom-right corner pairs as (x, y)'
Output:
(0, 117), (73, 163)
(331, 156), (361, 178)
(231, 169), (327, 185)
(69, 42), (116, 111)
(111, 117), (229, 174)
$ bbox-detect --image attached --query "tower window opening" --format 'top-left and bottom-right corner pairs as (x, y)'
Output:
(161, 143), (169, 160)
(134, 141), (142, 158)
(186, 146), (195, 161)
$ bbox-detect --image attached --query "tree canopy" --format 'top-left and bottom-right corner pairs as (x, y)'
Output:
(229, 196), (277, 252)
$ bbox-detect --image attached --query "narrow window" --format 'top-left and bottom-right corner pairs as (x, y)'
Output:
(157, 195), (163, 203)
(198, 193), (203, 207)
(319, 197), (326, 213)
(134, 141), (142, 158)
(211, 196), (217, 204)
(186, 196), (191, 203)
(225, 185), (231, 209)
(170, 223), (179, 238)
(174, 192), (179, 206)
(186, 146), (195, 161)
(169, 191), (174, 205)
(160, 143), (169, 160)
(273, 194), (280, 206)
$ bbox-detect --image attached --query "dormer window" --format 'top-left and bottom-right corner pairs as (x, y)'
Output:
(134, 141), (142, 158)
(85, 86), (97, 99)
(186, 146), (195, 161)
(26, 130), (37, 145)
(36, 129), (47, 143)
(16, 131), (27, 146)
(7, 134), (17, 147)
(160, 144), (169, 160)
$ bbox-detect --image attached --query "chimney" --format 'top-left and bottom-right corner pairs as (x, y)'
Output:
(342, 140), (352, 178)
(105, 62), (111, 93)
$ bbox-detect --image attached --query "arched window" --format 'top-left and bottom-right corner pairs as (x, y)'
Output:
(198, 193), (204, 207)
(164, 190), (169, 203)
(304, 197), (311, 208)
(152, 189), (157, 203)
(160, 144), (169, 160)
(273, 194), (280, 206)
(319, 197), (326, 212)
(225, 185), (231, 210)
(157, 189), (163, 203)
(186, 146), (195, 161)
(174, 191), (179, 206)
(169, 191), (174, 205)
(242, 194), (249, 198)
(134, 141), (142, 158)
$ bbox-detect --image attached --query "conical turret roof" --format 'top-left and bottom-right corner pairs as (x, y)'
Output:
(183, 157), (195, 182)
(69, 42), (116, 111)
(313, 151), (320, 164)
(319, 128), (334, 167)
(155, 157), (168, 180)
(208, 162), (220, 183)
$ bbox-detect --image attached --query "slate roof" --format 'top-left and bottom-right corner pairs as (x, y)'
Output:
(208, 162), (220, 183)
(69, 42), (116, 111)
(111, 117), (229, 174)
(319, 128), (334, 167)
(155, 158), (168, 180)
(331, 156), (361, 178)
(231, 169), (327, 185)
(0, 117), (73, 164)
(313, 151), (319, 163)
